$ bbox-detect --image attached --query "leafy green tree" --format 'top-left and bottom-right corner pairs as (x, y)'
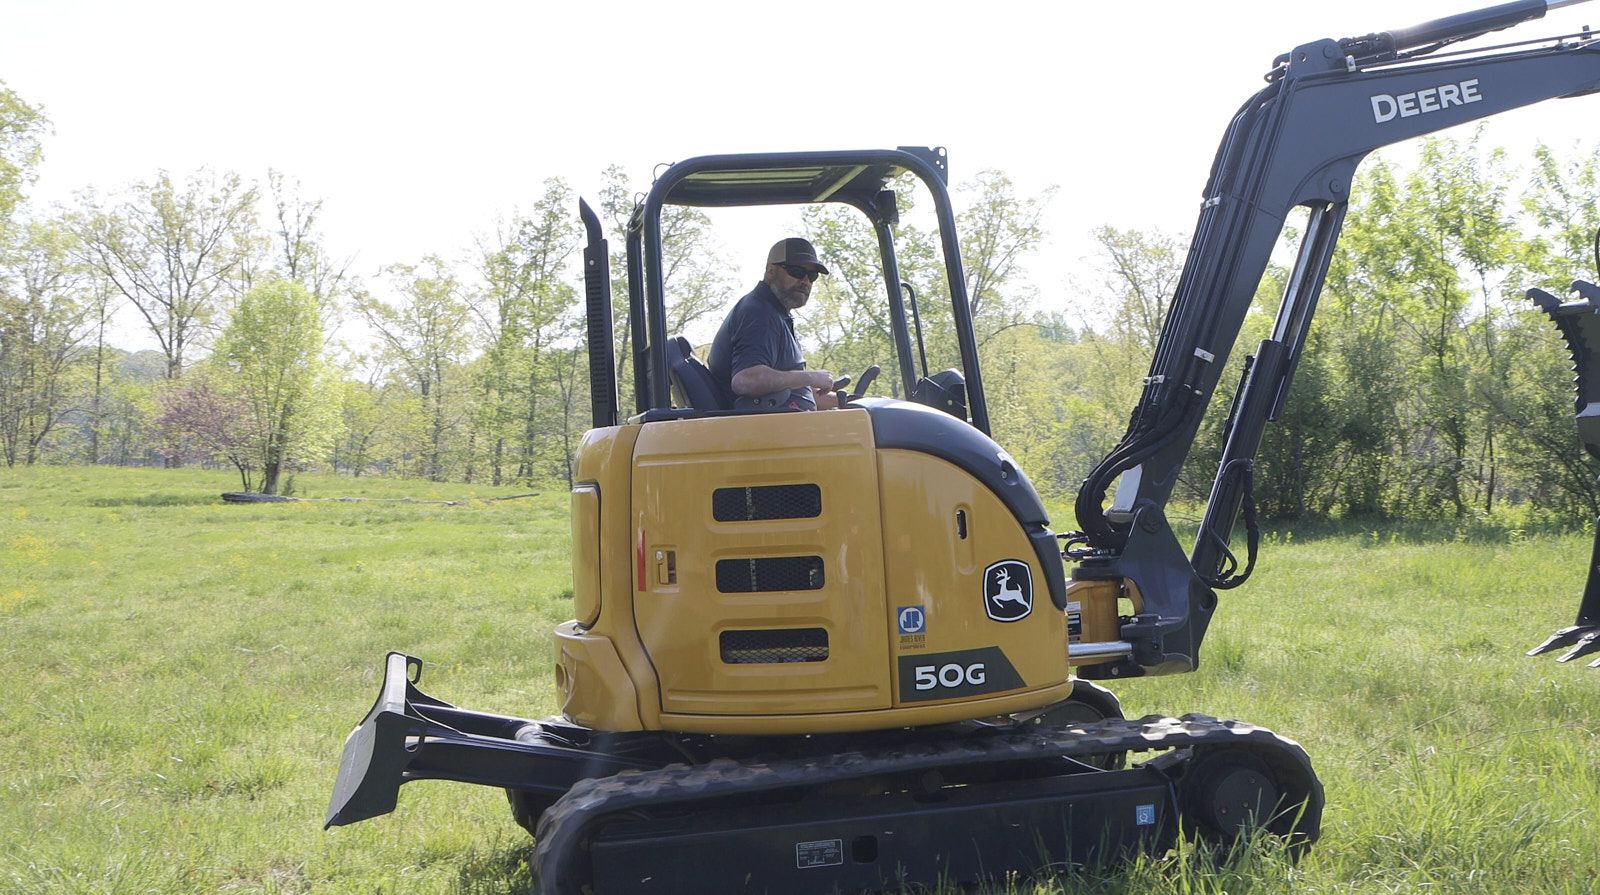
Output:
(357, 257), (472, 481)
(470, 178), (581, 485)
(328, 373), (381, 477)
(1504, 142), (1600, 516)
(93, 349), (165, 466)
(1523, 143), (1600, 287)
(0, 81), (47, 236)
(1068, 225), (1185, 507)
(264, 170), (348, 321)
(0, 221), (91, 465)
(81, 273), (120, 464)
(803, 170), (1055, 413)
(979, 325), (1120, 498)
(1310, 143), (1513, 519)
(1481, 311), (1600, 517)
(1094, 226), (1183, 351)
(597, 165), (640, 410)
(71, 170), (260, 380)
(548, 336), (590, 486)
(802, 202), (905, 395)
(214, 278), (335, 494)
(1408, 136), (1518, 514)
(597, 164), (734, 414)
(1318, 159), (1410, 517)
(959, 171), (1054, 336)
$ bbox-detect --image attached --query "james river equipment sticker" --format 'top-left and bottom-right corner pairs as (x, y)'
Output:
(898, 605), (928, 650)
(796, 838), (844, 869)
(897, 606), (926, 634)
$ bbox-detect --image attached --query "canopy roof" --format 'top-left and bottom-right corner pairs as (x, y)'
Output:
(650, 148), (947, 209)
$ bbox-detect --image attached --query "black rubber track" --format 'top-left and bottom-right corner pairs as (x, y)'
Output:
(532, 714), (1323, 894)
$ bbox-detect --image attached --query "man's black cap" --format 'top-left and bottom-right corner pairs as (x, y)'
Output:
(767, 237), (829, 275)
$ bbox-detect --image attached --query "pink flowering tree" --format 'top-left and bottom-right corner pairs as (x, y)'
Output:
(153, 372), (256, 490)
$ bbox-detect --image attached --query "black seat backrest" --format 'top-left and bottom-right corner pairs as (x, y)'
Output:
(668, 336), (733, 411)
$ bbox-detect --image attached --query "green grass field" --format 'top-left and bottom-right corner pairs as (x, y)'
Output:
(3, 466), (1597, 894)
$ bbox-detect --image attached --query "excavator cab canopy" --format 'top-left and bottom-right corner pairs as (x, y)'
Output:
(579, 147), (993, 434)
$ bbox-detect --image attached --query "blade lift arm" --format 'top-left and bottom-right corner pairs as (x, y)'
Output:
(1071, 3), (1600, 679)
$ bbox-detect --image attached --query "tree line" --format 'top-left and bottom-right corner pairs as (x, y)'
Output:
(962, 133), (1600, 524)
(3, 79), (1599, 524)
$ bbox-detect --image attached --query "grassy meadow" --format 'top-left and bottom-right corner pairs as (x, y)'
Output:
(2, 466), (1597, 894)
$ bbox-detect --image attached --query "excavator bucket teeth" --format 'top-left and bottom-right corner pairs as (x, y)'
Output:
(1555, 628), (1600, 663)
(1527, 625), (1599, 657)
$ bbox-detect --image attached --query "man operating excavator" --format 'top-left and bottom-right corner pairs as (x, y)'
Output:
(327, 4), (1600, 890)
(708, 237), (838, 410)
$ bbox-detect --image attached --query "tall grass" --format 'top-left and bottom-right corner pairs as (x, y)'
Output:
(2, 466), (1596, 893)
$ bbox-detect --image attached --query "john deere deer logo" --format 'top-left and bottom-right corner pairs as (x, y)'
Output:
(983, 560), (1033, 622)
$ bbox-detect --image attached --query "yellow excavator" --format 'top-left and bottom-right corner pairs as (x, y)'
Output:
(326, 2), (1600, 891)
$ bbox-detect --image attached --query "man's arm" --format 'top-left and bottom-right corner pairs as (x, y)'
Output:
(731, 364), (832, 398)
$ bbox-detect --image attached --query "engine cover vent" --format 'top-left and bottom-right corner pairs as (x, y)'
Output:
(712, 484), (822, 522)
(715, 556), (825, 593)
(720, 627), (829, 664)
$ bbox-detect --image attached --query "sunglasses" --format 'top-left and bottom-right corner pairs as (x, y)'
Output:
(778, 263), (821, 282)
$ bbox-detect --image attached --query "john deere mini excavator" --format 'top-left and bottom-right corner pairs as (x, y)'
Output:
(327, 2), (1600, 891)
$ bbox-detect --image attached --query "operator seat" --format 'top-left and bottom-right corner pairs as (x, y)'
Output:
(668, 336), (733, 412)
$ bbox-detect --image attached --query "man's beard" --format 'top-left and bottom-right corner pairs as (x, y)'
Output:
(779, 285), (810, 308)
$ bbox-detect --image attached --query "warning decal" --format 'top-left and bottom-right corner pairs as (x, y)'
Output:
(796, 838), (844, 869)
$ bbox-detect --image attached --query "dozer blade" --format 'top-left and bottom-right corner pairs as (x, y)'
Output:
(1529, 281), (1600, 668)
(326, 652), (654, 828)
(326, 659), (413, 827)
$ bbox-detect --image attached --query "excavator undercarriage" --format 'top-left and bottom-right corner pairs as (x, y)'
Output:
(332, 654), (1321, 894)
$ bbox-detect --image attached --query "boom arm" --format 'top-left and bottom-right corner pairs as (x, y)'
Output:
(1073, 0), (1600, 679)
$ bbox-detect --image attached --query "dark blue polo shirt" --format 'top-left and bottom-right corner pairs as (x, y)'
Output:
(708, 281), (816, 410)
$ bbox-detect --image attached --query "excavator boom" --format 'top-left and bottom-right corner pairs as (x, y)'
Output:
(1073, 0), (1600, 679)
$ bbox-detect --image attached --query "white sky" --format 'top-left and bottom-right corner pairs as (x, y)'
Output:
(5, 0), (1600, 350)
